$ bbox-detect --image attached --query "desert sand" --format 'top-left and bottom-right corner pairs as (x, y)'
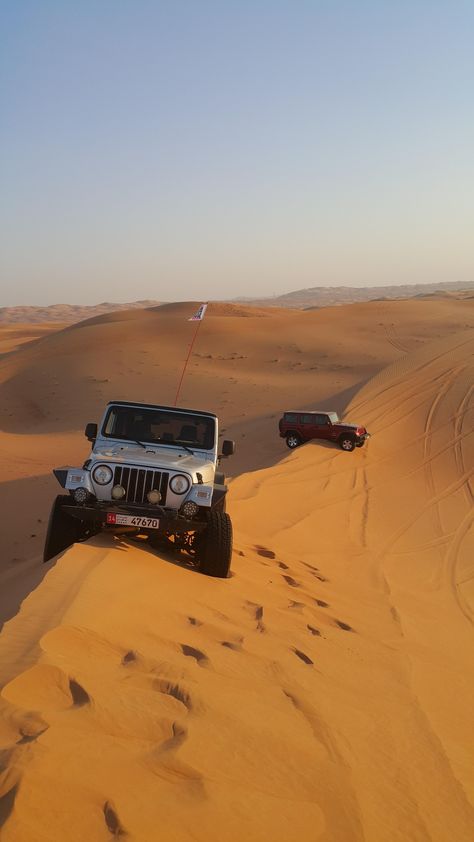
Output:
(0, 300), (473, 841)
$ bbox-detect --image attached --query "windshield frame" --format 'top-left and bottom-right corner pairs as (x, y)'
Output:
(100, 404), (217, 452)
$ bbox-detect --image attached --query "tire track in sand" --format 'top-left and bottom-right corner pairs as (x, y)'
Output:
(423, 365), (466, 537)
(453, 383), (474, 508)
(445, 508), (474, 626)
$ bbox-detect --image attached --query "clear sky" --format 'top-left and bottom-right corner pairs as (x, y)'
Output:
(1, 0), (473, 305)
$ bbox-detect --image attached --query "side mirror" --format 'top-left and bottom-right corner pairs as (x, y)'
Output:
(221, 439), (235, 457)
(85, 422), (98, 441)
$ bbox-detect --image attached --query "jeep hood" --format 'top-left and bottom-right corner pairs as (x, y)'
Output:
(92, 443), (215, 481)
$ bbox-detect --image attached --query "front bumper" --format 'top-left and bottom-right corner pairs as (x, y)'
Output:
(61, 501), (206, 533)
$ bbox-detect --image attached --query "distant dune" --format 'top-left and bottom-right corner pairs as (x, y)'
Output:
(0, 300), (159, 325)
(244, 280), (474, 308)
(0, 298), (473, 840)
(0, 323), (68, 355)
(2, 282), (474, 326)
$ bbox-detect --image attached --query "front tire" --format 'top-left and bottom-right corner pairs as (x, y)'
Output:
(286, 432), (301, 449)
(43, 496), (85, 562)
(339, 435), (356, 452)
(198, 511), (232, 578)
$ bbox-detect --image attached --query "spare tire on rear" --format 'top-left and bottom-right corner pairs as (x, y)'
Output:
(198, 510), (232, 578)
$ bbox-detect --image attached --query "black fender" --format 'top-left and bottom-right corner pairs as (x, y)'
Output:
(211, 483), (227, 509)
(53, 468), (69, 488)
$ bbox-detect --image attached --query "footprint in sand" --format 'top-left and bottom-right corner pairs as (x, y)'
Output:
(2, 665), (90, 713)
(244, 601), (265, 632)
(288, 600), (305, 610)
(278, 562), (289, 570)
(152, 679), (193, 711)
(220, 637), (244, 651)
(307, 625), (321, 636)
(103, 801), (127, 836)
(334, 620), (354, 632)
(255, 546), (276, 559)
(180, 644), (209, 666)
(302, 563), (328, 582)
(0, 784), (18, 830)
(282, 575), (301, 588)
(315, 599), (329, 608)
(122, 650), (137, 664)
(158, 720), (188, 752)
(14, 712), (49, 745)
(302, 562), (319, 571)
(187, 616), (203, 627)
(292, 648), (314, 665)
(69, 679), (90, 707)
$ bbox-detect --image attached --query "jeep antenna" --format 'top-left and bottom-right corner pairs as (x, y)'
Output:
(174, 303), (208, 406)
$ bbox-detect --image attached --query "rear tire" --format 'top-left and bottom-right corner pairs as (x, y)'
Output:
(339, 435), (356, 452)
(43, 496), (86, 562)
(286, 432), (301, 449)
(198, 511), (232, 578)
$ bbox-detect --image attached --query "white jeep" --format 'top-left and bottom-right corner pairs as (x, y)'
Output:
(43, 401), (235, 577)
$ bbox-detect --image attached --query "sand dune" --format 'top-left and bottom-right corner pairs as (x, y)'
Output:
(0, 324), (67, 356)
(0, 302), (159, 325)
(1, 298), (473, 576)
(246, 280), (474, 308)
(0, 303), (473, 840)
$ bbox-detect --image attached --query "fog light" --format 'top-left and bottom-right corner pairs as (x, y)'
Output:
(147, 489), (162, 505)
(181, 501), (199, 518)
(112, 484), (126, 500)
(73, 487), (89, 504)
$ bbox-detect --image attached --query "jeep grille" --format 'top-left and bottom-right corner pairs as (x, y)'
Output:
(113, 466), (169, 505)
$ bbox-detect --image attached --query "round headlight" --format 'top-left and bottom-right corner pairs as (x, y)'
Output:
(92, 464), (113, 485)
(169, 474), (191, 495)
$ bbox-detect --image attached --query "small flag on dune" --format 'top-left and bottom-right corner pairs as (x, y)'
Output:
(188, 303), (208, 321)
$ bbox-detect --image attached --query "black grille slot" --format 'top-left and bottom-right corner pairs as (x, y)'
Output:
(113, 466), (168, 505)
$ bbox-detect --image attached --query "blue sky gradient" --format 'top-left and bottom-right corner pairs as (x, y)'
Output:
(1, 1), (473, 304)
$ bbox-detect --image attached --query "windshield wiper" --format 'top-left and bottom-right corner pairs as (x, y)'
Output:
(174, 441), (195, 455)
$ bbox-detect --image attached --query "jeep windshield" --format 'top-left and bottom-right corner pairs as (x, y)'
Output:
(102, 406), (216, 450)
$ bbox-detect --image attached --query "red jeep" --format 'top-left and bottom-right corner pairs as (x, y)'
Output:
(279, 411), (370, 452)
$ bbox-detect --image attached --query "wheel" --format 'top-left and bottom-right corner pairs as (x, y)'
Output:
(198, 510), (232, 578)
(43, 495), (86, 562)
(356, 441), (364, 448)
(339, 435), (356, 452)
(286, 432), (301, 449)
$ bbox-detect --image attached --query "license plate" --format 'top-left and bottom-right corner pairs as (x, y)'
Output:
(106, 513), (160, 529)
